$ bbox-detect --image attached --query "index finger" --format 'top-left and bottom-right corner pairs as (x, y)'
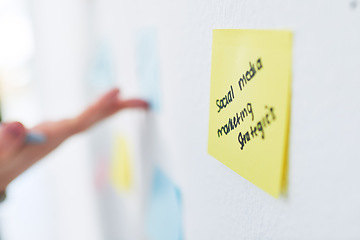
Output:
(117, 99), (149, 110)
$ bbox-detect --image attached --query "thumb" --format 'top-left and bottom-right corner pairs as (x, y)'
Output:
(0, 122), (26, 160)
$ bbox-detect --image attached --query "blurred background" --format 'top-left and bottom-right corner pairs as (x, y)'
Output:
(0, 0), (359, 240)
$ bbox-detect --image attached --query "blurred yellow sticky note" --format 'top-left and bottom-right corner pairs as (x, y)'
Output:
(110, 135), (132, 192)
(208, 29), (292, 197)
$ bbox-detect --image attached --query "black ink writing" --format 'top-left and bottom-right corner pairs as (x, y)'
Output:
(238, 106), (276, 150)
(217, 103), (254, 137)
(238, 58), (263, 91)
(216, 85), (235, 113)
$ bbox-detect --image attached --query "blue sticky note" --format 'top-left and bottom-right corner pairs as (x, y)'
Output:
(136, 28), (162, 112)
(146, 167), (183, 240)
(89, 41), (115, 88)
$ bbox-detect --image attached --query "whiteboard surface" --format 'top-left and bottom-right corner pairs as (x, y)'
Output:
(1, 0), (359, 240)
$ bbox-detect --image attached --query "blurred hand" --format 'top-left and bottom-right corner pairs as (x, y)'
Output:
(0, 88), (148, 192)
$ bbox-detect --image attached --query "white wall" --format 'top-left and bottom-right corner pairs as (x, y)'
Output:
(30, 0), (102, 239)
(1, 0), (360, 240)
(94, 0), (360, 239)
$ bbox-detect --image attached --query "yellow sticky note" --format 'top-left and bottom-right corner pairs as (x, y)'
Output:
(208, 29), (292, 197)
(110, 135), (132, 192)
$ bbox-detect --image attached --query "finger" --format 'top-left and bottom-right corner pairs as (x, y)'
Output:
(117, 99), (149, 110)
(0, 122), (26, 160)
(96, 88), (120, 107)
(81, 89), (147, 121)
(93, 87), (148, 112)
(89, 97), (148, 125)
(71, 89), (148, 134)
